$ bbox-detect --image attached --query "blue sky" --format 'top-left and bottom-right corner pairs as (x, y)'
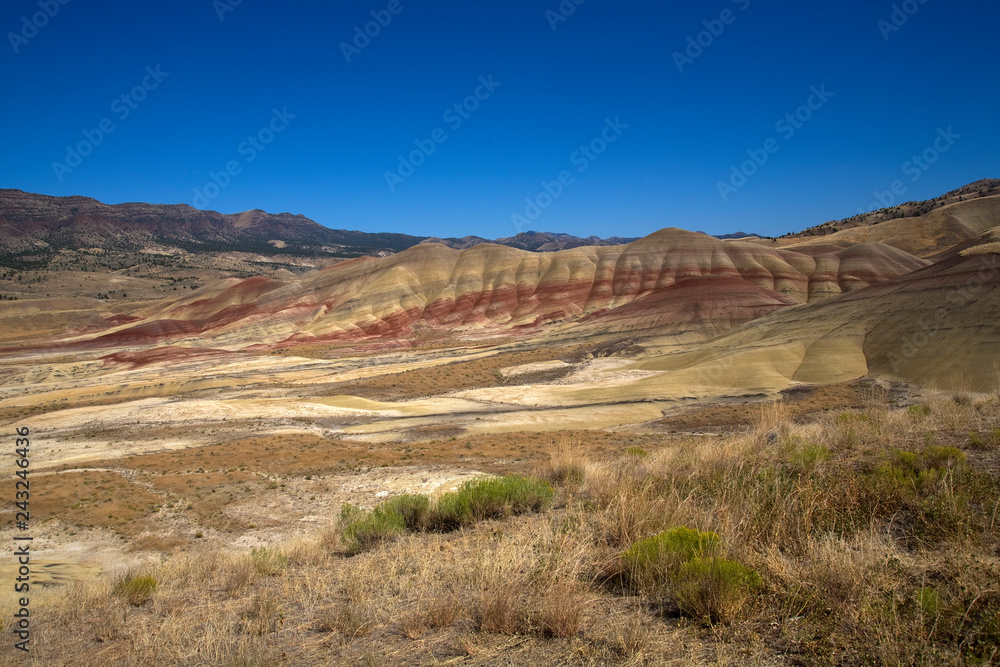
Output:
(1, 0), (997, 239)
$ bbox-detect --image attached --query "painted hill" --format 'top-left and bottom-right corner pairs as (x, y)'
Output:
(631, 250), (1000, 393)
(59, 228), (928, 350)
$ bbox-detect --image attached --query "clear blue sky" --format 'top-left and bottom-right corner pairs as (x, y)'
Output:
(1, 0), (997, 239)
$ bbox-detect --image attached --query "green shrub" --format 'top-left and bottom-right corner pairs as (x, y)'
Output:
(339, 478), (554, 550)
(251, 546), (289, 576)
(381, 494), (431, 531)
(339, 502), (407, 554)
(625, 447), (649, 458)
(860, 445), (983, 544)
(622, 528), (760, 624)
(892, 449), (920, 470)
(433, 491), (472, 530)
(917, 586), (941, 618)
(921, 446), (965, 469)
(878, 446), (965, 481)
(907, 404), (931, 418)
(113, 575), (158, 606)
(786, 442), (831, 472)
(835, 412), (873, 425)
(674, 556), (763, 623)
(622, 527), (721, 593)
(431, 476), (553, 529)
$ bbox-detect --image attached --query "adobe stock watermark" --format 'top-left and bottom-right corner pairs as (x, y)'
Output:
(191, 107), (296, 208)
(672, 0), (751, 74)
(384, 75), (501, 192)
(510, 117), (628, 232)
(340, 0), (414, 64)
(546, 0), (586, 31)
(856, 126), (960, 214)
(7, 0), (71, 54)
(717, 84), (833, 202)
(878, 0), (930, 41)
(51, 66), (169, 183)
(213, 0), (244, 22)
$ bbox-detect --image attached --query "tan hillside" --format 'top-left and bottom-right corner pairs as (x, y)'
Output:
(778, 195), (1000, 257)
(634, 251), (1000, 393)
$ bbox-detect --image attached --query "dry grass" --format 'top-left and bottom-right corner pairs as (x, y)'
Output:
(6, 393), (1000, 665)
(537, 439), (589, 491)
(655, 380), (890, 432)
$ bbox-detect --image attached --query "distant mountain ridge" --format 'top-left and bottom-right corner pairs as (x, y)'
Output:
(0, 189), (424, 262)
(1, 181), (996, 269)
(0, 190), (637, 265)
(713, 231), (762, 240)
(421, 231), (639, 252)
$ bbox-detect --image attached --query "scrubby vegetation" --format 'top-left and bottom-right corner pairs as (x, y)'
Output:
(111, 574), (158, 607)
(339, 476), (554, 553)
(250, 546), (289, 576)
(621, 527), (762, 623)
(6, 393), (1000, 665)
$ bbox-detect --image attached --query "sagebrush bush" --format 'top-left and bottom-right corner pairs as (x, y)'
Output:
(874, 446), (966, 492)
(835, 412), (873, 425)
(917, 586), (941, 618)
(622, 527), (760, 623)
(622, 527), (721, 593)
(340, 477), (554, 551)
(674, 556), (762, 623)
(855, 444), (990, 544)
(381, 494), (431, 531)
(432, 476), (554, 529)
(113, 575), (157, 606)
(339, 502), (407, 554)
(340, 495), (431, 553)
(921, 445), (965, 468)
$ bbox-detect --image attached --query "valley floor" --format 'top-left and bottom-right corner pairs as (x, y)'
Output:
(0, 376), (998, 665)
